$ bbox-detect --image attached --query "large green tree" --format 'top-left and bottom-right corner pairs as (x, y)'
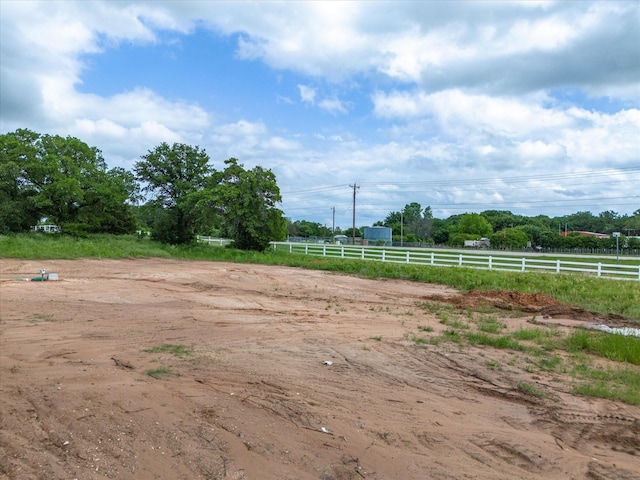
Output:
(0, 129), (137, 234)
(134, 142), (213, 244)
(384, 203), (434, 241)
(490, 228), (530, 248)
(212, 158), (287, 251)
(457, 213), (493, 237)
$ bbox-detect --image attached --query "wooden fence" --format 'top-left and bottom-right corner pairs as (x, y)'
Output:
(270, 242), (640, 281)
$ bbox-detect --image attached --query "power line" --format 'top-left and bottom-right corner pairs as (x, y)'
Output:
(281, 167), (640, 197)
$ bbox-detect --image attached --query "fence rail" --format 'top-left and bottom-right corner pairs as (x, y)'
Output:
(197, 236), (233, 246)
(270, 242), (640, 281)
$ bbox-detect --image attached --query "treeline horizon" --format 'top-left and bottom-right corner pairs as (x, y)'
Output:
(288, 203), (640, 250)
(2, 128), (638, 251)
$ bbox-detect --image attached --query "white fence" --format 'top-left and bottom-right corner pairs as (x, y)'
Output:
(197, 236), (233, 246)
(270, 242), (640, 281)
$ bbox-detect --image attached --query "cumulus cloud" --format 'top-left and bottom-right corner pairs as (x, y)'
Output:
(1, 0), (638, 223)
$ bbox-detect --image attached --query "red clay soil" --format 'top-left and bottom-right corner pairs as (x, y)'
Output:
(1, 258), (638, 480)
(425, 290), (628, 323)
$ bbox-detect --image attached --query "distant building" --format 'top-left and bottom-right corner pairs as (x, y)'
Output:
(333, 234), (350, 244)
(363, 226), (392, 246)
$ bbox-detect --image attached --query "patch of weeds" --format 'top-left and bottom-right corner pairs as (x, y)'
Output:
(447, 319), (470, 330)
(410, 335), (428, 345)
(571, 364), (640, 405)
(537, 354), (564, 372)
(28, 313), (55, 323)
(565, 330), (640, 365)
(512, 328), (551, 343)
(416, 300), (448, 315)
(476, 316), (504, 334)
(466, 333), (525, 350)
(417, 325), (433, 332)
(10, 364), (20, 374)
(369, 335), (382, 341)
(143, 344), (194, 357)
(485, 360), (502, 371)
(517, 382), (547, 398)
(442, 329), (462, 343)
(145, 366), (171, 379)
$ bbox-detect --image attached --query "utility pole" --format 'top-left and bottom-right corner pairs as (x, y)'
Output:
(332, 207), (335, 236)
(350, 183), (359, 245)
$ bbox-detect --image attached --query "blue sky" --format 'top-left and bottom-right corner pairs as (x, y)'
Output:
(1, 1), (639, 229)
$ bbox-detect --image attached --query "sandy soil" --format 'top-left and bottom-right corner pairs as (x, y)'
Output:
(0, 258), (638, 480)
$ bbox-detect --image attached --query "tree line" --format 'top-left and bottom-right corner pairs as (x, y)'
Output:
(0, 129), (287, 250)
(289, 202), (640, 250)
(3, 128), (638, 252)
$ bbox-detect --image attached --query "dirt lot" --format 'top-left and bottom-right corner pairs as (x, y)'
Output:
(1, 258), (638, 480)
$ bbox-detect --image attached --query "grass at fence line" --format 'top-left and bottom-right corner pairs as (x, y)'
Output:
(2, 234), (639, 321)
(0, 234), (173, 259)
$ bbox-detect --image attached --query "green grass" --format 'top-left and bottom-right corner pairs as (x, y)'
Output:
(564, 330), (640, 365)
(476, 316), (505, 334)
(517, 382), (547, 398)
(571, 364), (640, 405)
(466, 332), (526, 350)
(423, 306), (640, 405)
(143, 344), (194, 357)
(145, 366), (172, 379)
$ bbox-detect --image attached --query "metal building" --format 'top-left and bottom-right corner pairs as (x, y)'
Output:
(363, 226), (392, 246)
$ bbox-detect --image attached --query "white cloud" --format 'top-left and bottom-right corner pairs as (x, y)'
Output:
(318, 98), (348, 115)
(1, 0), (638, 223)
(298, 85), (316, 104)
(217, 120), (267, 137)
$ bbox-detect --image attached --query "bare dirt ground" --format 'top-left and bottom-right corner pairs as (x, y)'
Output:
(0, 258), (638, 480)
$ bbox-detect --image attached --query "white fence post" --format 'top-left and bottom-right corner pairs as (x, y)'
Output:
(267, 242), (639, 281)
